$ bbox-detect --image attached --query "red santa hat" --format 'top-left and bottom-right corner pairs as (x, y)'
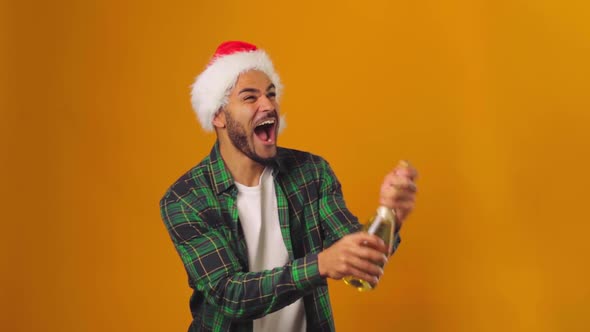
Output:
(191, 41), (283, 131)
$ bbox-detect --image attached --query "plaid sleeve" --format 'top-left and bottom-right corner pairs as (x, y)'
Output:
(315, 157), (362, 247)
(160, 194), (326, 320)
(316, 157), (401, 254)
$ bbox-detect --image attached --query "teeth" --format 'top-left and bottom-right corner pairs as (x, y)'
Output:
(256, 119), (275, 127)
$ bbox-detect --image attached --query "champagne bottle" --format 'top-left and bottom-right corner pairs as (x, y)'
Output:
(343, 206), (397, 291)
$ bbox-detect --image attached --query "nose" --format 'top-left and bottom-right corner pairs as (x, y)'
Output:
(257, 95), (276, 113)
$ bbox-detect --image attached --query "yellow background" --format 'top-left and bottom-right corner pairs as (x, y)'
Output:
(2, 0), (590, 331)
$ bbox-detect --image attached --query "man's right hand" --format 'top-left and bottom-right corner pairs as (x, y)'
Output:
(317, 232), (389, 286)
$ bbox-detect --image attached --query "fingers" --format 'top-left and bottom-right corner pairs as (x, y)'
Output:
(380, 187), (416, 211)
(380, 192), (416, 206)
(333, 248), (384, 284)
(353, 245), (388, 266)
(380, 162), (418, 221)
(382, 175), (417, 193)
(345, 265), (380, 286)
(346, 254), (384, 277)
(349, 233), (389, 255)
(380, 189), (416, 204)
(318, 233), (389, 283)
(394, 160), (419, 180)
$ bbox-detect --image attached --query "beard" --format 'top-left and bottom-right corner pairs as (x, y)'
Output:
(224, 109), (276, 166)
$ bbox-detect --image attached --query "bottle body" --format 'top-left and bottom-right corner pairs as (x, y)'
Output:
(343, 206), (396, 291)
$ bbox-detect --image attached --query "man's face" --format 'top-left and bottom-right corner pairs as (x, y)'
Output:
(219, 70), (280, 165)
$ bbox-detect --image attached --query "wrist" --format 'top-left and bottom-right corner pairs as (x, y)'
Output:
(317, 252), (327, 278)
(292, 254), (327, 290)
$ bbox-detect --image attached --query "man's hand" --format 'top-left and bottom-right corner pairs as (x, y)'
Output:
(317, 233), (389, 286)
(379, 160), (418, 230)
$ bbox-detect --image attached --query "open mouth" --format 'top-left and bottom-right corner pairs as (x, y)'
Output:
(253, 119), (276, 143)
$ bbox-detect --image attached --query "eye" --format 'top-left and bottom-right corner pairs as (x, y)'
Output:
(267, 92), (276, 99)
(243, 95), (256, 102)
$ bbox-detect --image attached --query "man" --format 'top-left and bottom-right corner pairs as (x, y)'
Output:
(160, 41), (418, 332)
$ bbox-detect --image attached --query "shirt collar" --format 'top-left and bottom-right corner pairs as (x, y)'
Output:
(207, 141), (286, 195)
(208, 142), (234, 195)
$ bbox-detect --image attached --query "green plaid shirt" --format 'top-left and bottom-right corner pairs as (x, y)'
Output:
(160, 142), (400, 331)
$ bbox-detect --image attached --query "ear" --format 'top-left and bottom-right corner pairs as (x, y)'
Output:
(212, 109), (226, 129)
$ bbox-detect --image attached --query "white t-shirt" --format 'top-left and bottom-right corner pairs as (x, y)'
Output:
(235, 168), (306, 332)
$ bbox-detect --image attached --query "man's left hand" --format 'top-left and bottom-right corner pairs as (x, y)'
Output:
(379, 160), (418, 231)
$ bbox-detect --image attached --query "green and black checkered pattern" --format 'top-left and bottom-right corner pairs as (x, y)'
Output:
(160, 142), (400, 331)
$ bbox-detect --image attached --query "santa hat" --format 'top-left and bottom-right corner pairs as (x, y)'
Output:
(191, 41), (283, 131)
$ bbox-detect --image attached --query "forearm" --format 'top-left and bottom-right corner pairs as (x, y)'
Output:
(193, 252), (325, 320)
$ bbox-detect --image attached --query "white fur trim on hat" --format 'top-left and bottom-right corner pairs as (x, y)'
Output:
(191, 50), (283, 131)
